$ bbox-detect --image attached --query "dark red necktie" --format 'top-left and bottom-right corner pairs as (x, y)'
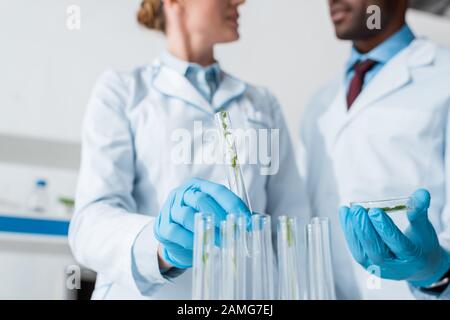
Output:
(347, 59), (377, 109)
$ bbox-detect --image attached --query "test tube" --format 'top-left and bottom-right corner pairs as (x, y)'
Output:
(250, 213), (275, 300)
(220, 213), (248, 300)
(192, 212), (216, 300)
(305, 217), (336, 300)
(350, 197), (411, 214)
(277, 216), (302, 300)
(215, 110), (253, 213)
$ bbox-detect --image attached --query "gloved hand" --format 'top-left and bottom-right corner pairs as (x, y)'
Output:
(154, 178), (251, 269)
(339, 189), (450, 287)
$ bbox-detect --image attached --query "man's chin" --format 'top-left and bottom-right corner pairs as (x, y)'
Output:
(334, 26), (364, 41)
(335, 30), (354, 40)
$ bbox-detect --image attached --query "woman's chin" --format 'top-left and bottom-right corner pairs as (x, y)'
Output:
(220, 30), (240, 43)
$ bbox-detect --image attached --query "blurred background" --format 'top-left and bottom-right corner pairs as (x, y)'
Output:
(0, 0), (449, 299)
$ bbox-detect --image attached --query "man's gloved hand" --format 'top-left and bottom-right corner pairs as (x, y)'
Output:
(154, 178), (251, 269)
(339, 189), (450, 287)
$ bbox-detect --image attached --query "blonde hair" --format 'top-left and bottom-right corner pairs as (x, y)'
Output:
(137, 0), (166, 32)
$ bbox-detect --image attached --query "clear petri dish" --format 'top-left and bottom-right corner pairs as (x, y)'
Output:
(350, 197), (411, 214)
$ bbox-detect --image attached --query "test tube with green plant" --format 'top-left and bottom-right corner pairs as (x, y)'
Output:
(215, 110), (253, 214)
(220, 213), (247, 299)
(277, 216), (302, 300)
(192, 212), (216, 300)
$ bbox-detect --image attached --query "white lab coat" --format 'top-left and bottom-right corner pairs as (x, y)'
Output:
(69, 59), (311, 299)
(299, 38), (450, 299)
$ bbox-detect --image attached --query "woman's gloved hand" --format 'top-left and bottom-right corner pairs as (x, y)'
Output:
(339, 189), (450, 287)
(154, 178), (251, 269)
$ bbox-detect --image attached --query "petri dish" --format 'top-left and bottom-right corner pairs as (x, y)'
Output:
(350, 197), (411, 214)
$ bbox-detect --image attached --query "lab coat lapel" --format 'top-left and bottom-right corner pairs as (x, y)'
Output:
(347, 51), (411, 118)
(152, 61), (212, 114)
(319, 77), (349, 149)
(212, 73), (247, 111)
(335, 39), (436, 138)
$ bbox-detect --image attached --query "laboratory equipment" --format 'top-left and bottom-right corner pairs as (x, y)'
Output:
(305, 217), (336, 300)
(277, 216), (302, 300)
(192, 212), (337, 300)
(27, 179), (49, 213)
(350, 197), (411, 214)
(215, 110), (253, 213)
(220, 213), (247, 299)
(351, 197), (413, 234)
(250, 213), (275, 300)
(192, 212), (216, 300)
(58, 197), (75, 215)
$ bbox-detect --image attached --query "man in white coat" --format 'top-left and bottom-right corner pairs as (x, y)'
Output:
(299, 0), (450, 299)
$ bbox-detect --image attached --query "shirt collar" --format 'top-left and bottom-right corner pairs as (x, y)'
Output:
(160, 51), (222, 82)
(346, 24), (415, 73)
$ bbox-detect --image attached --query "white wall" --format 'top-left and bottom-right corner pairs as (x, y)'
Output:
(0, 0), (162, 143)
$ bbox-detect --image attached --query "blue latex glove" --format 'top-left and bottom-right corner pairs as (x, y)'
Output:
(339, 189), (450, 287)
(154, 178), (251, 269)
